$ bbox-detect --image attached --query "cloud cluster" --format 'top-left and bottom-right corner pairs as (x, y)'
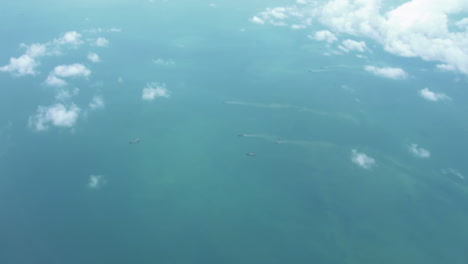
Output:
(351, 149), (375, 169)
(142, 82), (170, 101)
(419, 88), (450, 102)
(0, 31), (85, 76)
(250, 6), (311, 27)
(364, 65), (408, 79)
(251, 0), (468, 75)
(28, 103), (81, 131)
(408, 144), (430, 158)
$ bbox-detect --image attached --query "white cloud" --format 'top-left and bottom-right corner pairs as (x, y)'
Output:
(95, 37), (109, 47)
(55, 87), (79, 101)
(250, 16), (265, 24)
(351, 149), (375, 169)
(364, 65), (408, 79)
(54, 31), (84, 46)
(0, 54), (39, 76)
(88, 174), (105, 189)
(339, 39), (367, 52)
(442, 168), (465, 180)
(1, 31), (86, 77)
(310, 30), (338, 43)
(87, 52), (100, 63)
(291, 24), (307, 29)
(408, 144), (430, 158)
(109, 28), (122, 32)
(152, 58), (175, 65)
(29, 103), (80, 131)
(250, 6), (308, 27)
(251, 1), (468, 75)
(142, 82), (170, 101)
(22, 43), (48, 57)
(89, 95), (105, 110)
(52, 63), (91, 78)
(436, 64), (456, 72)
(45, 75), (67, 87)
(419, 88), (450, 102)
(44, 63), (91, 87)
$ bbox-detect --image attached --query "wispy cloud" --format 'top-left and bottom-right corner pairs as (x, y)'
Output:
(351, 149), (375, 169)
(338, 39), (367, 53)
(152, 58), (175, 66)
(408, 144), (430, 158)
(89, 95), (105, 110)
(364, 66), (408, 80)
(88, 174), (106, 189)
(142, 82), (170, 101)
(55, 87), (79, 101)
(94, 37), (109, 47)
(87, 52), (100, 63)
(28, 103), (81, 131)
(419, 88), (450, 102)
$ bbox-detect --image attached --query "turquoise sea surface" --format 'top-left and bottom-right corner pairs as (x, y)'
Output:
(1, 1), (468, 263)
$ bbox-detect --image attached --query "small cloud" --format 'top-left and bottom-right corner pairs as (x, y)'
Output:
(52, 63), (91, 78)
(142, 82), (170, 101)
(95, 37), (109, 47)
(408, 144), (430, 158)
(89, 95), (105, 110)
(291, 24), (306, 30)
(0, 54), (39, 76)
(339, 39), (367, 53)
(208, 3), (216, 7)
(54, 31), (84, 46)
(117, 77), (124, 83)
(296, 0), (307, 4)
(364, 66), (408, 80)
(45, 75), (67, 87)
(351, 149), (375, 169)
(87, 52), (100, 63)
(442, 168), (465, 180)
(29, 103), (80, 131)
(419, 88), (450, 102)
(310, 30), (338, 43)
(55, 87), (79, 101)
(88, 174), (106, 189)
(152, 58), (175, 66)
(109, 28), (122, 32)
(436, 64), (456, 72)
(250, 16), (265, 24)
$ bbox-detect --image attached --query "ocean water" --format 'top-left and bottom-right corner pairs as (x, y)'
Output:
(1, 1), (468, 264)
